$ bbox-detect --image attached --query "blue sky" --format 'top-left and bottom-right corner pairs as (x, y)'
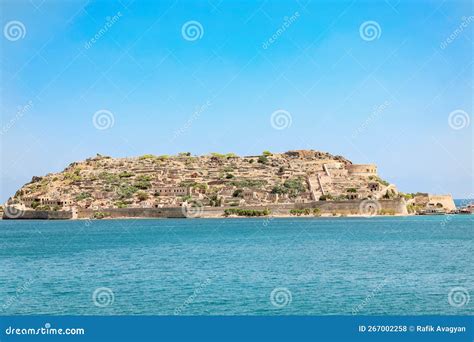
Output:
(1, 0), (472, 201)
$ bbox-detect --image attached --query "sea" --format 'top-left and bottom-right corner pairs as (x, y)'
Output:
(0, 215), (472, 315)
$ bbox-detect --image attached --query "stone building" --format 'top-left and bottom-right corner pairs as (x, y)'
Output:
(155, 186), (190, 196)
(347, 164), (377, 177)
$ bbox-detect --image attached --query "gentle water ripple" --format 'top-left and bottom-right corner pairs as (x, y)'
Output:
(0, 216), (472, 315)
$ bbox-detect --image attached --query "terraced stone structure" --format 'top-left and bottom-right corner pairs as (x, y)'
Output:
(7, 150), (401, 212)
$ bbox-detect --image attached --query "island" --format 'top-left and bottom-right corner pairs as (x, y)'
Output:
(1, 150), (457, 219)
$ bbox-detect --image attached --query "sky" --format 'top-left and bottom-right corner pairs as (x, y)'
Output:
(0, 0), (472, 201)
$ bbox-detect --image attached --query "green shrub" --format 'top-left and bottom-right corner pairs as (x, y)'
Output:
(271, 178), (306, 197)
(209, 194), (222, 207)
(230, 179), (267, 188)
(224, 208), (270, 217)
(134, 175), (151, 189)
(289, 208), (311, 216)
(193, 183), (207, 191)
(93, 211), (109, 219)
(137, 175), (152, 181)
(139, 154), (156, 160)
(258, 155), (269, 164)
(136, 191), (149, 201)
(319, 194), (333, 201)
(119, 171), (134, 178)
(31, 200), (41, 209)
(115, 201), (128, 208)
(283, 178), (306, 195)
(271, 185), (288, 194)
(75, 192), (91, 201)
(117, 184), (138, 199)
(134, 180), (150, 190)
(370, 176), (389, 186)
(400, 193), (413, 200)
(383, 189), (396, 199)
(406, 204), (423, 213)
(346, 188), (357, 193)
(99, 172), (119, 184)
(64, 172), (81, 182)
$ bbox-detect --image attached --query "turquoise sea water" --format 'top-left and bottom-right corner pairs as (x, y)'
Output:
(0, 216), (472, 315)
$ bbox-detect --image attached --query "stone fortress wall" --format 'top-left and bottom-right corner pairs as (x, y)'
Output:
(3, 199), (407, 219)
(414, 194), (456, 211)
(347, 164), (377, 177)
(77, 207), (186, 219)
(2, 210), (72, 220)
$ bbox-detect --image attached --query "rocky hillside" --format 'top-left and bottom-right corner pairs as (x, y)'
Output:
(7, 150), (398, 211)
